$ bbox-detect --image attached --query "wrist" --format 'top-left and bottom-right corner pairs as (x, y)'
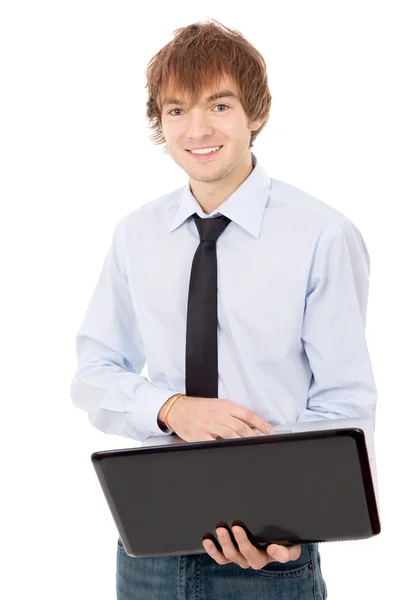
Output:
(163, 393), (185, 432)
(159, 394), (178, 422)
(158, 394), (184, 431)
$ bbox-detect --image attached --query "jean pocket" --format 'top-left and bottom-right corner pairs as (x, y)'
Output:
(248, 543), (314, 579)
(249, 559), (313, 578)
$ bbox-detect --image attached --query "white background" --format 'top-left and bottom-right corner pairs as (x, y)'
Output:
(1, 1), (396, 598)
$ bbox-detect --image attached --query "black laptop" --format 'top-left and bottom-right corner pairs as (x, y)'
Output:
(91, 426), (381, 558)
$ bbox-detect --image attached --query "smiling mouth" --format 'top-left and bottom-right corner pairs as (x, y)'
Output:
(185, 146), (223, 159)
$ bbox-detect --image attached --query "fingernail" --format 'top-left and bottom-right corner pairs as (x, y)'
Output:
(267, 427), (274, 434)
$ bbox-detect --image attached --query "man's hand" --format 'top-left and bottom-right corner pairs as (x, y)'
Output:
(202, 526), (301, 570)
(164, 395), (274, 442)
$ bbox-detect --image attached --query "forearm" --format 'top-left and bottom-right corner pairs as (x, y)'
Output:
(297, 382), (377, 424)
(71, 352), (180, 441)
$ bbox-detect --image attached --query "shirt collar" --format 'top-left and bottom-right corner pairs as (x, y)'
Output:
(168, 152), (271, 240)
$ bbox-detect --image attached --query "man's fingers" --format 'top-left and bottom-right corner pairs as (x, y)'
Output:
(232, 526), (268, 570)
(238, 407), (274, 435)
(202, 539), (232, 565)
(203, 528), (302, 571)
(216, 421), (255, 439)
(267, 543), (302, 563)
(215, 528), (250, 568)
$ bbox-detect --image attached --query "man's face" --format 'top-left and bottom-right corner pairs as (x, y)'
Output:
(159, 75), (263, 183)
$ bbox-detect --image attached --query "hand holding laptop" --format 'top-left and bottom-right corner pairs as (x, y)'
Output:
(165, 395), (275, 442)
(203, 525), (301, 569)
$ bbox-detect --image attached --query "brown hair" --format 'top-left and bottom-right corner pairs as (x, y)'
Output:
(145, 18), (272, 152)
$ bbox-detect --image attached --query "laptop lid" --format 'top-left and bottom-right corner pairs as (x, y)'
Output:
(91, 424), (381, 557)
(142, 417), (379, 514)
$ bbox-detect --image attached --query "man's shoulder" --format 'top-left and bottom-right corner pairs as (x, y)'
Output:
(139, 186), (183, 214)
(114, 186), (183, 232)
(269, 177), (351, 229)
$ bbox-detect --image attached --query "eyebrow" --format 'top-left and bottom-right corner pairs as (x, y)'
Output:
(162, 89), (239, 107)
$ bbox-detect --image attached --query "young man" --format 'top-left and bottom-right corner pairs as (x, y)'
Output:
(71, 19), (376, 599)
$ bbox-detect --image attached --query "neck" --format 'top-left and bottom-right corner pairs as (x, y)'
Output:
(189, 151), (254, 215)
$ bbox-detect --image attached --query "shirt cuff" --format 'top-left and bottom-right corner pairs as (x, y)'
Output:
(98, 380), (180, 438)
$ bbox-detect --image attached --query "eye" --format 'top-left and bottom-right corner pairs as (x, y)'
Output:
(168, 104), (229, 116)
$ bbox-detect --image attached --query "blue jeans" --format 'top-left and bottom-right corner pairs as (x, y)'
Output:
(116, 537), (328, 599)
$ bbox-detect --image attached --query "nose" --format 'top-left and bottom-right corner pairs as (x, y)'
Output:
(184, 114), (216, 140)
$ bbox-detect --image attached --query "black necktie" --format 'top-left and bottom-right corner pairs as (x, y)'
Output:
(185, 212), (232, 398)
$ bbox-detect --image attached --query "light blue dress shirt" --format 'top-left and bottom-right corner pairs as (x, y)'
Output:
(70, 152), (377, 443)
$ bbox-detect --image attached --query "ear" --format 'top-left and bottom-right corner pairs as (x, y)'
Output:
(250, 115), (266, 134)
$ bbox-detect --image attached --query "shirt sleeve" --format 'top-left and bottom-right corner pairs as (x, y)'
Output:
(70, 220), (178, 442)
(297, 220), (378, 425)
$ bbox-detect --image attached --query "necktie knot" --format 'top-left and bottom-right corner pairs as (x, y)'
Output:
(193, 213), (231, 243)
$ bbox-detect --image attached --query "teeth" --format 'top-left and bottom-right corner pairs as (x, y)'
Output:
(190, 146), (220, 155)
